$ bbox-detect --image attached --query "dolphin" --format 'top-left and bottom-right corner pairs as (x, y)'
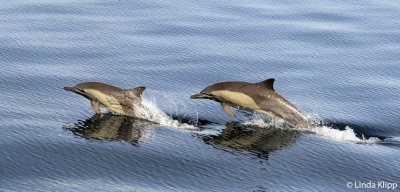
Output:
(190, 78), (311, 128)
(64, 82), (146, 117)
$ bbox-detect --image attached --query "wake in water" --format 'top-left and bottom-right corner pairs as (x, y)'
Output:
(132, 90), (199, 130)
(241, 113), (380, 144)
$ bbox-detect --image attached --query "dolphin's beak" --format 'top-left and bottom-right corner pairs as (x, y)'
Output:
(64, 86), (76, 92)
(190, 93), (212, 99)
(64, 86), (84, 95)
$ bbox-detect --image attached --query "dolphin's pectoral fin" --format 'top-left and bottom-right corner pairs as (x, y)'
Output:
(124, 86), (146, 99)
(91, 100), (101, 114)
(221, 102), (236, 117)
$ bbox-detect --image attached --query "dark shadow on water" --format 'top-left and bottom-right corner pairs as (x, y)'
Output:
(63, 114), (157, 145)
(201, 122), (301, 160)
(169, 114), (214, 127)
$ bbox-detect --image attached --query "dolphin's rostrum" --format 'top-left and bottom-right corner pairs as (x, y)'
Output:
(64, 82), (146, 117)
(190, 78), (311, 128)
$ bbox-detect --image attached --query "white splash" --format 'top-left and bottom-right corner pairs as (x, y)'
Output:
(241, 114), (380, 144)
(306, 114), (380, 143)
(310, 125), (380, 144)
(133, 91), (198, 130)
(241, 117), (286, 129)
(138, 126), (155, 141)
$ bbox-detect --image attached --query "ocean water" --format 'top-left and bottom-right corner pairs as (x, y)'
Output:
(1, 0), (399, 191)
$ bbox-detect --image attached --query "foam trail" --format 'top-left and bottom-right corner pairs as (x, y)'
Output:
(310, 125), (379, 144)
(133, 91), (198, 130)
(241, 114), (380, 143)
(306, 114), (380, 143)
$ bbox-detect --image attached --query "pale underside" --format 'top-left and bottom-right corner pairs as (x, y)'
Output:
(212, 90), (260, 110)
(210, 90), (303, 124)
(84, 89), (126, 115)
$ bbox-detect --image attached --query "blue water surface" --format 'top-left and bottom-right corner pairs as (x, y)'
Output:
(0, 1), (399, 191)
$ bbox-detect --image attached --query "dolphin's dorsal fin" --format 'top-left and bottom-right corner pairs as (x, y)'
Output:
(256, 78), (275, 91)
(221, 103), (236, 117)
(124, 86), (146, 98)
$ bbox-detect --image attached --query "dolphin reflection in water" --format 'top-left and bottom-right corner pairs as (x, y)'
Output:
(64, 114), (156, 144)
(202, 122), (300, 159)
(64, 115), (300, 159)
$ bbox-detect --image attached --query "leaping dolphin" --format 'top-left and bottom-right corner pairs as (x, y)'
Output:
(190, 78), (311, 128)
(64, 82), (146, 117)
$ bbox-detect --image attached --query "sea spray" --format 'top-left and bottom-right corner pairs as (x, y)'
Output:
(133, 90), (199, 130)
(310, 125), (379, 143)
(241, 114), (380, 143)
